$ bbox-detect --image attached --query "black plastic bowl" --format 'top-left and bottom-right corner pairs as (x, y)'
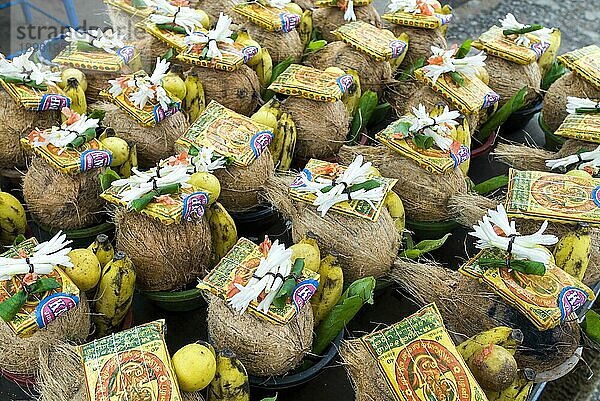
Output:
(230, 204), (292, 246)
(37, 34), (68, 66)
(405, 218), (459, 240)
(538, 114), (566, 151)
(29, 219), (115, 248)
(500, 97), (544, 135)
(248, 330), (344, 390)
(141, 286), (206, 312)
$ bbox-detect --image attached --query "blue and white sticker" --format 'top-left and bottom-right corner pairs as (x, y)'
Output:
(558, 286), (589, 321)
(181, 191), (209, 222)
(80, 149), (112, 172)
(292, 278), (319, 313)
(35, 293), (79, 329)
(250, 130), (274, 158)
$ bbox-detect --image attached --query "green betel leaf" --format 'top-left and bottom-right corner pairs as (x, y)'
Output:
(306, 40), (327, 52)
(478, 258), (546, 276)
(541, 60), (568, 91)
(476, 86), (528, 141)
(129, 183), (181, 212)
(412, 133), (434, 149)
(156, 23), (187, 34)
(100, 168), (121, 191)
(272, 258), (305, 309)
(87, 109), (106, 121)
(348, 91), (378, 145)
(473, 174), (509, 196)
(583, 310), (600, 345)
(399, 234), (451, 260)
(0, 290), (28, 322)
(260, 395), (278, 401)
(0, 75), (47, 90)
(161, 47), (174, 61)
(399, 57), (425, 81)
(455, 39), (473, 59)
(448, 71), (464, 86)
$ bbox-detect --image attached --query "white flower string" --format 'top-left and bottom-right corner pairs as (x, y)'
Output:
(296, 155), (386, 217)
(404, 104), (460, 151)
(64, 28), (125, 54)
(546, 145), (600, 173)
(184, 13), (234, 59)
(499, 13), (553, 47)
(469, 204), (558, 268)
(343, 0), (356, 21)
(0, 232), (73, 280)
(422, 45), (487, 84)
(30, 110), (99, 153)
(189, 147), (227, 173)
(387, 0), (439, 15)
(566, 96), (600, 115)
(149, 0), (207, 34)
(0, 49), (61, 87)
(108, 58), (172, 111)
(228, 239), (293, 314)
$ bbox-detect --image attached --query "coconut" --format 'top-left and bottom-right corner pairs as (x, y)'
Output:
(242, 24), (304, 65)
(196, 0), (237, 23)
(186, 65), (261, 116)
(542, 72), (600, 133)
(207, 295), (313, 376)
(130, 33), (174, 72)
(294, 0), (315, 9)
(304, 41), (392, 97)
(94, 101), (189, 168)
(339, 145), (467, 222)
(312, 4), (382, 43)
(263, 175), (400, 281)
(484, 56), (541, 107)
(106, 4), (145, 42)
(115, 209), (212, 291)
(213, 149), (274, 213)
(23, 157), (105, 230)
(0, 91), (60, 169)
(390, 25), (447, 68)
(0, 293), (89, 377)
(390, 260), (582, 373)
(280, 96), (349, 160)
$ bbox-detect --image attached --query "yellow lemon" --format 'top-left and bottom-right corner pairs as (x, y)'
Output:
(63, 249), (101, 291)
(172, 343), (217, 392)
(188, 172), (221, 204)
(101, 137), (130, 167)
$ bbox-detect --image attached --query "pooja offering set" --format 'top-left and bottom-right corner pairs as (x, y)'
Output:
(0, 0), (598, 400)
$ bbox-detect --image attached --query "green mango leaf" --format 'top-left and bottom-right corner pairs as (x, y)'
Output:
(399, 234), (451, 260)
(306, 40), (327, 52)
(12, 234), (26, 247)
(161, 47), (174, 61)
(473, 175), (509, 196)
(87, 109), (106, 121)
(399, 57), (425, 81)
(455, 39), (473, 59)
(100, 168), (121, 191)
(348, 91), (378, 145)
(583, 310), (600, 345)
(541, 60), (568, 91)
(313, 277), (375, 355)
(412, 133), (434, 149)
(404, 233), (415, 250)
(476, 86), (528, 142)
(478, 258), (546, 276)
(394, 121), (412, 137)
(269, 56), (295, 86)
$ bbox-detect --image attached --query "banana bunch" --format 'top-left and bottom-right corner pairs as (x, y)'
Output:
(0, 191), (26, 245)
(310, 253), (344, 325)
(486, 375), (533, 401)
(87, 234), (115, 270)
(254, 48), (273, 90)
(207, 349), (250, 401)
(58, 68), (87, 92)
(388, 33), (409, 72)
(183, 75), (206, 124)
(338, 68), (362, 118)
(162, 72), (187, 103)
(118, 143), (138, 178)
(206, 202), (238, 266)
(297, 9), (313, 50)
(93, 251), (136, 337)
(554, 225), (591, 281)
(251, 100), (297, 171)
(383, 191), (405, 235)
(235, 30), (263, 68)
(63, 76), (87, 115)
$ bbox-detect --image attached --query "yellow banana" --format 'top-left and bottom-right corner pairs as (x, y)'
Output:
(311, 253), (343, 325)
(207, 349), (250, 401)
(63, 77), (87, 115)
(297, 9), (313, 50)
(487, 375), (532, 401)
(538, 29), (561, 77)
(277, 112), (296, 171)
(87, 234), (115, 270)
(251, 109), (278, 129)
(455, 117), (471, 175)
(388, 32), (409, 72)
(258, 98), (282, 119)
(383, 191), (405, 235)
(343, 69), (362, 118)
(0, 191), (27, 245)
(183, 75), (206, 124)
(235, 30), (263, 68)
(93, 251), (136, 337)
(206, 202), (238, 265)
(162, 72), (187, 102)
(289, 235), (321, 273)
(457, 326), (523, 363)
(59, 68), (87, 92)
(254, 48), (273, 90)
(554, 226), (591, 281)
(119, 143), (138, 179)
(269, 116), (286, 165)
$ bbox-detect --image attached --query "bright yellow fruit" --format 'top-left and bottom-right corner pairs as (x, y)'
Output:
(0, 191), (26, 245)
(324, 66), (346, 76)
(101, 137), (130, 167)
(251, 109), (278, 129)
(64, 249), (101, 291)
(188, 172), (221, 204)
(196, 9), (210, 29)
(173, 343), (217, 392)
(284, 3), (303, 14)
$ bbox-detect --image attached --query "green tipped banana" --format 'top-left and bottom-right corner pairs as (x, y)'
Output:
(457, 326), (523, 362)
(207, 349), (250, 401)
(554, 226), (591, 281)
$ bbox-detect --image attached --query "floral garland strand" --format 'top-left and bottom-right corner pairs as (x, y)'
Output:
(0, 49), (61, 90)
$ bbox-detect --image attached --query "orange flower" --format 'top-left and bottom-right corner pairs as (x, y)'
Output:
(167, 151), (189, 166)
(28, 129), (46, 144)
(62, 107), (81, 125)
(337, 0), (348, 11)
(427, 54), (444, 65)
(22, 273), (38, 286)
(316, 163), (342, 177)
(155, 195), (178, 206)
(258, 235), (272, 257)
(416, 0), (434, 15)
(170, 0), (190, 6)
(115, 76), (130, 89)
(17, 249), (28, 259)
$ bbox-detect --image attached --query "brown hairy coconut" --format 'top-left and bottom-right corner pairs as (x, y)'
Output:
(207, 295), (313, 376)
(94, 102), (189, 168)
(390, 25), (447, 68)
(0, 91), (60, 169)
(304, 41), (392, 97)
(115, 209), (212, 291)
(196, 0), (237, 22)
(339, 145), (467, 222)
(312, 4), (382, 43)
(186, 65), (261, 116)
(294, 0), (315, 9)
(542, 72), (600, 133)
(241, 24), (304, 65)
(281, 96), (349, 160)
(105, 4), (146, 42)
(213, 149), (275, 213)
(389, 260), (582, 373)
(130, 33), (173, 72)
(484, 56), (541, 107)
(0, 293), (89, 377)
(263, 176), (401, 282)
(23, 158), (105, 230)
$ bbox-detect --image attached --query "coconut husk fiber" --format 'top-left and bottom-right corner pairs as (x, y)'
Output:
(280, 96), (349, 160)
(0, 90), (60, 169)
(484, 55), (541, 107)
(447, 193), (600, 286)
(186, 65), (261, 116)
(313, 4), (382, 43)
(213, 149), (274, 213)
(542, 72), (600, 133)
(93, 101), (189, 168)
(390, 260), (582, 373)
(493, 139), (596, 172)
(115, 209), (212, 291)
(131, 33), (174, 72)
(105, 4), (146, 42)
(0, 292), (89, 377)
(390, 25), (447, 68)
(339, 145), (467, 222)
(294, 0), (315, 9)
(207, 295), (313, 377)
(196, 0), (237, 23)
(85, 64), (136, 104)
(304, 41), (392, 97)
(37, 340), (205, 401)
(242, 24), (303, 65)
(263, 175), (400, 281)
(23, 157), (105, 230)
